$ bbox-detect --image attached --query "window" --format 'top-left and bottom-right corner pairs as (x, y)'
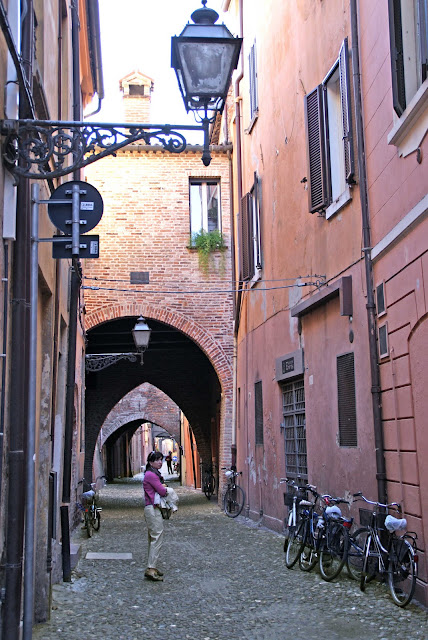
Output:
(376, 282), (386, 316)
(282, 379), (307, 480)
(304, 38), (355, 216)
(337, 353), (357, 447)
(189, 180), (221, 239)
(389, 0), (428, 116)
(254, 381), (264, 445)
(239, 173), (262, 281)
(249, 40), (259, 122)
(379, 324), (389, 358)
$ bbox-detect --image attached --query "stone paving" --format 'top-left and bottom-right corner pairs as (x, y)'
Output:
(33, 474), (428, 640)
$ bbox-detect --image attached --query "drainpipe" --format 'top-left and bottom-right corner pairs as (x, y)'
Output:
(61, 0), (82, 582)
(233, 0), (244, 334)
(2, 2), (34, 637)
(350, 0), (387, 504)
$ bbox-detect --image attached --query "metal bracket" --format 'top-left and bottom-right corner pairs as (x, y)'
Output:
(1, 118), (212, 179)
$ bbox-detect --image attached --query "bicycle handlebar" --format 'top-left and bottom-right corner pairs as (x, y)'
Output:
(353, 492), (402, 512)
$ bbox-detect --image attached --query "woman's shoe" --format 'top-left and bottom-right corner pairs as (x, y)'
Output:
(145, 568), (163, 581)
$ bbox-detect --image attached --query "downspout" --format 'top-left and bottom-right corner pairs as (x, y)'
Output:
(2, 2), (34, 637)
(61, 0), (82, 582)
(350, 0), (387, 504)
(233, 0), (244, 335)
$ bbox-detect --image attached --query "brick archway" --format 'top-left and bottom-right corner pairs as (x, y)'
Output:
(85, 303), (234, 483)
(100, 383), (181, 446)
(85, 302), (233, 393)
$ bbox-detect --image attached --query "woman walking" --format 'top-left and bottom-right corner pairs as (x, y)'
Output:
(143, 451), (169, 581)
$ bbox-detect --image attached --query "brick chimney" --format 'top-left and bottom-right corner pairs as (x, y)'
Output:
(119, 70), (154, 123)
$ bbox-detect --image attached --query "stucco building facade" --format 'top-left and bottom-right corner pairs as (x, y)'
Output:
(223, 0), (428, 605)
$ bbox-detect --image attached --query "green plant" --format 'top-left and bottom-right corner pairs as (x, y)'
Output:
(191, 229), (226, 273)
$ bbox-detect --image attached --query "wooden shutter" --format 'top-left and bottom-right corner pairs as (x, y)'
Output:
(249, 42), (259, 118)
(253, 173), (262, 270)
(337, 353), (357, 447)
(304, 86), (329, 213)
(388, 0), (407, 116)
(339, 38), (355, 184)
(418, 0), (428, 84)
(255, 381), (264, 445)
(239, 192), (254, 281)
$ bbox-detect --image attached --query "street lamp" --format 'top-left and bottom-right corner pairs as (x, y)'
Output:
(85, 316), (152, 371)
(1, 3), (242, 178)
(132, 316), (152, 363)
(171, 0), (242, 165)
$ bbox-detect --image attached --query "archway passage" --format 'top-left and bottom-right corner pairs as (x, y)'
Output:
(85, 316), (224, 483)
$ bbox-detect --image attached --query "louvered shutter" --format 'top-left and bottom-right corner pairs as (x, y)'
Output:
(253, 173), (262, 269)
(337, 353), (357, 447)
(249, 42), (259, 118)
(255, 381), (264, 445)
(388, 0), (407, 116)
(304, 86), (329, 213)
(339, 38), (355, 184)
(239, 192), (254, 281)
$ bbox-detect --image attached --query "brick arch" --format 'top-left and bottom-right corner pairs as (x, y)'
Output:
(85, 302), (233, 391)
(100, 383), (181, 446)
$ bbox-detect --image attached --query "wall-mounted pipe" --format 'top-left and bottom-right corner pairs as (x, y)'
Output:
(350, 0), (387, 504)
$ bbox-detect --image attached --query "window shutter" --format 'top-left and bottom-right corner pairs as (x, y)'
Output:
(337, 353), (357, 447)
(339, 38), (355, 184)
(418, 0), (428, 84)
(249, 42), (259, 118)
(239, 192), (254, 281)
(304, 86), (329, 213)
(253, 173), (262, 270)
(388, 0), (407, 115)
(255, 381), (264, 445)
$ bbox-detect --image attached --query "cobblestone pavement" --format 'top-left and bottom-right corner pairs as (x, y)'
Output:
(33, 476), (428, 640)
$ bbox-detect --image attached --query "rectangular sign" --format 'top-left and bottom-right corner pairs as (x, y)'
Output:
(80, 201), (94, 211)
(52, 235), (100, 259)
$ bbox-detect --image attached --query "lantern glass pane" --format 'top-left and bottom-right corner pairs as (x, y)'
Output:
(177, 41), (236, 95)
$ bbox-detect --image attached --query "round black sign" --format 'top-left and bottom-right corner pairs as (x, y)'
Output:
(48, 180), (103, 234)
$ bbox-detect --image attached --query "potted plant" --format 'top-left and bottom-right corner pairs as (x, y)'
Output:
(191, 229), (226, 274)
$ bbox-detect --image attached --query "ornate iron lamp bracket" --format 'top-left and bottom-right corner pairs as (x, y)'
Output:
(1, 118), (210, 179)
(85, 352), (142, 372)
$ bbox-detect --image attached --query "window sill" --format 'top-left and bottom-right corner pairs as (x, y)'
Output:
(387, 79), (428, 158)
(245, 111), (259, 135)
(325, 185), (352, 220)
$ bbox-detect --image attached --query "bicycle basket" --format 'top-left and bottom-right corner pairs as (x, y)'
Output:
(284, 493), (294, 508)
(359, 508), (374, 527)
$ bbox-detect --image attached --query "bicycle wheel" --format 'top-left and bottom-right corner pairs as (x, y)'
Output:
(92, 508), (101, 531)
(319, 522), (349, 581)
(347, 527), (370, 580)
(223, 485), (245, 517)
(84, 510), (92, 538)
(388, 537), (416, 607)
(299, 523), (318, 572)
(360, 532), (378, 592)
(285, 519), (306, 569)
(204, 477), (214, 500)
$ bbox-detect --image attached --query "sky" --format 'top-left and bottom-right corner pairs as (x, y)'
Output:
(89, 0), (227, 143)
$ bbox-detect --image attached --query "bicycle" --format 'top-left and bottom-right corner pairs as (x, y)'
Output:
(202, 466), (216, 500)
(351, 492), (418, 607)
(316, 495), (353, 581)
(282, 479), (318, 569)
(222, 467), (245, 517)
(80, 480), (102, 538)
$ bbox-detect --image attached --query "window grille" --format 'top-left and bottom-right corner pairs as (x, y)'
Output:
(282, 378), (307, 480)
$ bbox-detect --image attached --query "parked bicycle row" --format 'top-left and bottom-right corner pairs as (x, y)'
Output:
(281, 478), (419, 608)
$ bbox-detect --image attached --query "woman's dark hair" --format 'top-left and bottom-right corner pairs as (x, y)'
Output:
(146, 450), (163, 471)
